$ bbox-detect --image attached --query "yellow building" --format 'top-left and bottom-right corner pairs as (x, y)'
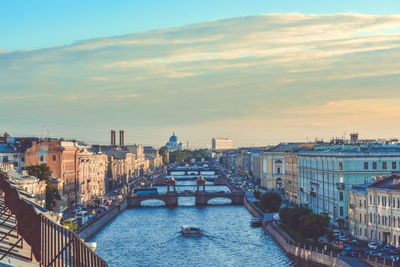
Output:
(348, 185), (369, 241)
(253, 152), (285, 189)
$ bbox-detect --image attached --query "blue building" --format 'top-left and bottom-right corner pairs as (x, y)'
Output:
(165, 132), (183, 152)
(298, 144), (400, 228)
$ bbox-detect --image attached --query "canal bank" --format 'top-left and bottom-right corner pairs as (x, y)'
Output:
(242, 193), (354, 267)
(77, 199), (128, 241)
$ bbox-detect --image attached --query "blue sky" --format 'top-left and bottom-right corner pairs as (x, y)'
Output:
(2, 0), (400, 50)
(1, 2), (400, 147)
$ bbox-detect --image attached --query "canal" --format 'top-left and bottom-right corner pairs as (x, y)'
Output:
(92, 182), (296, 266)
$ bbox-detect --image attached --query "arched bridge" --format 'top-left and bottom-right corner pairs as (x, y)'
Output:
(127, 191), (244, 207)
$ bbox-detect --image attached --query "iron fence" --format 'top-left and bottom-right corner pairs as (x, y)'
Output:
(0, 171), (108, 267)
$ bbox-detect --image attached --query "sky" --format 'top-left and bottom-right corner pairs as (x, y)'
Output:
(1, 1), (400, 147)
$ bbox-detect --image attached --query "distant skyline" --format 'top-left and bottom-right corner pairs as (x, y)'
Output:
(1, 2), (400, 147)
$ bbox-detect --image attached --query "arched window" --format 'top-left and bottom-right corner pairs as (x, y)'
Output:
(275, 160), (282, 164)
(339, 162), (343, 170)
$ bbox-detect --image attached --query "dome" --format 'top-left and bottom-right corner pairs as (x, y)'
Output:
(169, 132), (178, 143)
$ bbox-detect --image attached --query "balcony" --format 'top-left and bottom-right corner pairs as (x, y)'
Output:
(336, 183), (345, 190)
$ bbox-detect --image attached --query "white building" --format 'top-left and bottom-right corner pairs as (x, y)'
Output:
(298, 144), (400, 228)
(212, 137), (232, 150)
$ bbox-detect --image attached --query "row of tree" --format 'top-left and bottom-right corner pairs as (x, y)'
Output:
(254, 191), (282, 213)
(279, 207), (330, 242)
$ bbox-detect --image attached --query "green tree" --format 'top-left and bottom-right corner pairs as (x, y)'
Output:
(158, 146), (169, 165)
(299, 213), (330, 242)
(26, 163), (51, 180)
(260, 192), (282, 213)
(27, 163), (60, 210)
(279, 207), (312, 232)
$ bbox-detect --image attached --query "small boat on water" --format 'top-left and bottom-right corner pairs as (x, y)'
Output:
(250, 218), (262, 227)
(181, 225), (202, 236)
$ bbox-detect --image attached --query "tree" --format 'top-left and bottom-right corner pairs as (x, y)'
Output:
(158, 146), (169, 165)
(299, 213), (330, 242)
(260, 192), (282, 213)
(26, 163), (51, 181)
(27, 163), (60, 210)
(253, 190), (261, 200)
(279, 207), (312, 232)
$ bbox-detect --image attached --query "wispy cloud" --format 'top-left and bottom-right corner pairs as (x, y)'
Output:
(1, 13), (400, 146)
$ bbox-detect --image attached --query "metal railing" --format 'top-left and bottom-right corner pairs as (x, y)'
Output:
(0, 171), (108, 267)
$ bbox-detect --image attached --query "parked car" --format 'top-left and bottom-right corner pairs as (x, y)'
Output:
(368, 242), (379, 250)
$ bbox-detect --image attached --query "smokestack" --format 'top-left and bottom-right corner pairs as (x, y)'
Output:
(119, 130), (124, 146)
(111, 130), (116, 146)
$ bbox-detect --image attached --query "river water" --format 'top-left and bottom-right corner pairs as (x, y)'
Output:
(92, 182), (296, 267)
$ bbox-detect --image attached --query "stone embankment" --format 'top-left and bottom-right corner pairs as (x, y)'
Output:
(265, 223), (351, 267)
(77, 199), (128, 241)
(242, 194), (351, 267)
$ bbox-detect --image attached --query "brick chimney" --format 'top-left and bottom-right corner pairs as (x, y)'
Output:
(119, 130), (124, 146)
(111, 130), (116, 146)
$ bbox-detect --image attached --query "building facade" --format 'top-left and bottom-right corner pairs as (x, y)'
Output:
(298, 145), (400, 228)
(252, 152), (285, 189)
(25, 140), (80, 210)
(348, 184), (369, 241)
(284, 153), (299, 204)
(78, 149), (108, 205)
(212, 137), (233, 150)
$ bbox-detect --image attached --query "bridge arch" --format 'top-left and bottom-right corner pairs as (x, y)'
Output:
(207, 197), (232, 205)
(140, 199), (166, 207)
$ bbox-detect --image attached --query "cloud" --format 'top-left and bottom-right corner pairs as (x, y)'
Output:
(1, 13), (400, 146)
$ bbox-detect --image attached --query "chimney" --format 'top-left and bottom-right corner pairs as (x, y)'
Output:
(111, 130), (116, 146)
(119, 130), (124, 146)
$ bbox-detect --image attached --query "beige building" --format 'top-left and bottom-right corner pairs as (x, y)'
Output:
(7, 170), (47, 203)
(212, 137), (233, 150)
(284, 153), (299, 204)
(252, 152), (285, 189)
(348, 174), (400, 246)
(78, 149), (108, 205)
(348, 185), (369, 241)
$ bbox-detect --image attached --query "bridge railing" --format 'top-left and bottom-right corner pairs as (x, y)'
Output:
(0, 171), (108, 267)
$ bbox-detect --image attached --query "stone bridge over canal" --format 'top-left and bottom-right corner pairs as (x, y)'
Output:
(127, 191), (244, 207)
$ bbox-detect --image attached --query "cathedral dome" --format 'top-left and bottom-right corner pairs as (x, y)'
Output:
(169, 132), (178, 143)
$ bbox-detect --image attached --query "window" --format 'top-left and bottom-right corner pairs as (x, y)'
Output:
(359, 199), (362, 207)
(340, 192), (344, 201)
(364, 200), (367, 208)
(364, 162), (369, 169)
(340, 206), (344, 216)
(373, 162), (377, 169)
(40, 155), (44, 162)
(2, 156), (8, 163)
(383, 162), (387, 169)
(394, 198), (396, 207)
(52, 155), (56, 161)
(21, 157), (25, 162)
(359, 214), (362, 222)
(13, 154), (17, 159)
(393, 162), (397, 169)
(370, 213), (372, 223)
(277, 167), (281, 174)
(360, 228), (362, 235)
(13, 162), (18, 167)
(339, 162), (343, 170)
(370, 195), (372, 204)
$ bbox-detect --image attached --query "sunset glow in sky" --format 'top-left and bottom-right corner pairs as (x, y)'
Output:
(1, 1), (400, 147)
